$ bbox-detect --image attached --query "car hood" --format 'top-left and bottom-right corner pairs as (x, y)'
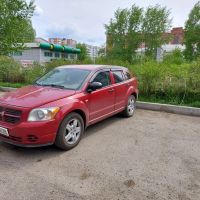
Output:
(0, 85), (76, 108)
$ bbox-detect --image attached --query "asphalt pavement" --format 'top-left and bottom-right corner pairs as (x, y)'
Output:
(0, 109), (199, 200)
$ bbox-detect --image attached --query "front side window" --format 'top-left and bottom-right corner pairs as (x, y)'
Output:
(112, 71), (124, 83)
(92, 71), (111, 88)
(36, 68), (91, 90)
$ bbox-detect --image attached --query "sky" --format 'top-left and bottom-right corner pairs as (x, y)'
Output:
(31, 0), (198, 46)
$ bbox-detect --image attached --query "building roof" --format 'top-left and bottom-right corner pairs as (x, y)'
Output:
(22, 42), (81, 54)
(24, 43), (40, 48)
(39, 43), (81, 54)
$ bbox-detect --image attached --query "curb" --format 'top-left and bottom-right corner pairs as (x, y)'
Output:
(0, 87), (17, 92)
(0, 87), (199, 117)
(136, 101), (200, 117)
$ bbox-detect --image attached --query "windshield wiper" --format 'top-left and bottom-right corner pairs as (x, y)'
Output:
(49, 84), (65, 89)
(35, 83), (65, 89)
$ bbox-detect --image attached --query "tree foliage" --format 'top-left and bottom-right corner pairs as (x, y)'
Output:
(76, 43), (89, 61)
(0, 0), (35, 55)
(105, 4), (171, 62)
(142, 5), (172, 58)
(105, 5), (143, 62)
(184, 1), (200, 61)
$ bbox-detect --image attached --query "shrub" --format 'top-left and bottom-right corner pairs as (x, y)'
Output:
(163, 49), (185, 65)
(45, 59), (73, 72)
(0, 56), (25, 83)
(131, 61), (164, 95)
(0, 56), (199, 107)
(45, 58), (94, 72)
(23, 63), (46, 84)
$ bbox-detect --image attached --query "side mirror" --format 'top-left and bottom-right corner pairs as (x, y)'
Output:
(87, 82), (103, 93)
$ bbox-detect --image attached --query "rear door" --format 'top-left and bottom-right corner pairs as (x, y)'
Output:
(88, 70), (115, 122)
(111, 70), (128, 111)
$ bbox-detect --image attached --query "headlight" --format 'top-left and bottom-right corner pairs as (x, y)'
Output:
(28, 107), (60, 122)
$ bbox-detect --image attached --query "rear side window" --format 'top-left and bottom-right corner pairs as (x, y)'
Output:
(124, 71), (132, 80)
(112, 71), (124, 83)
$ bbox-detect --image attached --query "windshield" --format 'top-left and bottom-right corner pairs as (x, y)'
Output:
(36, 68), (91, 90)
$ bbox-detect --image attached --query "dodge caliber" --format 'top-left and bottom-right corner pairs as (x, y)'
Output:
(0, 65), (138, 150)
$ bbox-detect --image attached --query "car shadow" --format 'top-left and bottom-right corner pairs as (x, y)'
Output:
(83, 114), (125, 138)
(0, 114), (126, 161)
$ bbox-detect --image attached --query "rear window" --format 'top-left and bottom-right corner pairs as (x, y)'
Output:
(124, 71), (132, 80)
(112, 71), (124, 83)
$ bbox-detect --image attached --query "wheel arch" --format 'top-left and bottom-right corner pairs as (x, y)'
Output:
(126, 87), (138, 101)
(60, 107), (88, 130)
(131, 92), (138, 100)
(70, 109), (87, 129)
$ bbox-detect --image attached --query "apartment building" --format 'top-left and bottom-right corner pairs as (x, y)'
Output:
(85, 44), (101, 61)
(48, 38), (77, 48)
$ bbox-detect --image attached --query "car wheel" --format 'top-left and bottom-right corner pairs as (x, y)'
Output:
(55, 112), (84, 150)
(122, 95), (136, 117)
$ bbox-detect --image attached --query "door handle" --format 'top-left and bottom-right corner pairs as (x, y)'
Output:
(108, 88), (115, 93)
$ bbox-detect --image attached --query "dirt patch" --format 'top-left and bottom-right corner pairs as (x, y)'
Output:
(80, 172), (91, 180)
(124, 179), (136, 188)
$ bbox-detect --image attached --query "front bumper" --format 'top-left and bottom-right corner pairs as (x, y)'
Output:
(0, 137), (53, 148)
(0, 120), (59, 147)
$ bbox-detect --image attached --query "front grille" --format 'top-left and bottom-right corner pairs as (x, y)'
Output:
(27, 135), (38, 143)
(0, 106), (22, 124)
(5, 108), (22, 116)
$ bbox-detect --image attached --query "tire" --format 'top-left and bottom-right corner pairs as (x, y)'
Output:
(55, 112), (84, 150)
(122, 95), (136, 117)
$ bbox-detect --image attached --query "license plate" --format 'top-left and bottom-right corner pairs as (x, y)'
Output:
(0, 127), (9, 137)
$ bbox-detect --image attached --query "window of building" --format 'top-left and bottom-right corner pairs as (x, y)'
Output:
(61, 53), (68, 58)
(92, 71), (111, 88)
(69, 54), (75, 59)
(44, 52), (53, 57)
(13, 52), (22, 56)
(55, 52), (60, 58)
(112, 71), (124, 84)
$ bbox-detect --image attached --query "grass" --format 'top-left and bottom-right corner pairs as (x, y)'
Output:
(139, 95), (200, 108)
(0, 55), (199, 108)
(0, 82), (27, 88)
(0, 82), (199, 108)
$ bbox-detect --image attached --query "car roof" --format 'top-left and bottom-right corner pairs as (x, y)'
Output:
(57, 65), (127, 71)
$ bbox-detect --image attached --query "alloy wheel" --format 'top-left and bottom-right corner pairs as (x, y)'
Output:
(65, 118), (81, 145)
(127, 96), (135, 115)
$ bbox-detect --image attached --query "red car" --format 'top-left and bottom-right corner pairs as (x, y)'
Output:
(0, 65), (138, 150)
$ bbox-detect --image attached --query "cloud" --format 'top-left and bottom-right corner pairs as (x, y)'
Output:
(34, 5), (44, 16)
(32, 0), (197, 46)
(45, 22), (105, 45)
